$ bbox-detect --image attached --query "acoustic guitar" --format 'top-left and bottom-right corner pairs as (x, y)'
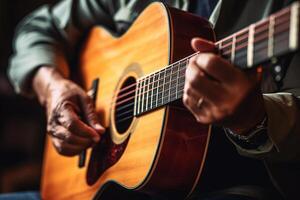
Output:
(41, 2), (299, 199)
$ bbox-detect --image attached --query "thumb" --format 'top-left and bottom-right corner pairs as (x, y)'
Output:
(80, 96), (105, 135)
(191, 37), (217, 53)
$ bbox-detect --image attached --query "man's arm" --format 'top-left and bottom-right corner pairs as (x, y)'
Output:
(184, 38), (300, 162)
(8, 0), (116, 96)
(8, 0), (119, 156)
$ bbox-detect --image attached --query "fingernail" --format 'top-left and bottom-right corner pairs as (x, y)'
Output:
(95, 124), (105, 132)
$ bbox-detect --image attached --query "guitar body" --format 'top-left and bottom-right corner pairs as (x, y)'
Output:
(41, 3), (216, 199)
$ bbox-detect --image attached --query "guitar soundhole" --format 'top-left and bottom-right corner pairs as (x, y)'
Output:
(114, 76), (136, 134)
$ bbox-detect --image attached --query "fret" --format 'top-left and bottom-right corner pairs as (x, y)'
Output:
(247, 24), (255, 67)
(135, 80), (140, 115)
(146, 76), (151, 112)
(218, 40), (222, 52)
(253, 20), (269, 65)
(175, 62), (181, 99)
(177, 60), (186, 96)
(153, 72), (159, 108)
(290, 2), (299, 50)
(147, 74), (154, 110)
(233, 29), (248, 67)
(163, 67), (172, 104)
(170, 63), (179, 101)
(219, 37), (233, 58)
(133, 1), (299, 116)
(140, 78), (145, 113)
(231, 34), (236, 63)
(268, 15), (275, 58)
(274, 11), (291, 56)
(157, 69), (165, 106)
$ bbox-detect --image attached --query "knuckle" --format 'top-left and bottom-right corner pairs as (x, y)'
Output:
(189, 56), (197, 64)
(63, 132), (72, 142)
(203, 54), (216, 69)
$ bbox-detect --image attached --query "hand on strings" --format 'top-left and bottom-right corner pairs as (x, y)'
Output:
(33, 67), (105, 156)
(183, 38), (266, 134)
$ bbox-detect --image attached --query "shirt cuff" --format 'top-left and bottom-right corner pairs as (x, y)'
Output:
(226, 93), (300, 160)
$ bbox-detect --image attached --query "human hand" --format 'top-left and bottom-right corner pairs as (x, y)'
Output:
(183, 38), (266, 134)
(33, 67), (105, 156)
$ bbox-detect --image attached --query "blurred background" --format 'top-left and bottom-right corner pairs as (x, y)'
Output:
(0, 0), (56, 193)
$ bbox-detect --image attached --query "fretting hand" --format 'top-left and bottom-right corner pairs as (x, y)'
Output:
(183, 38), (266, 134)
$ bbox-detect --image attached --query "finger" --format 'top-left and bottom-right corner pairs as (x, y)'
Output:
(191, 37), (217, 53)
(195, 53), (239, 83)
(52, 137), (84, 157)
(50, 125), (93, 147)
(79, 95), (105, 135)
(57, 101), (101, 142)
(186, 58), (224, 103)
(182, 91), (211, 123)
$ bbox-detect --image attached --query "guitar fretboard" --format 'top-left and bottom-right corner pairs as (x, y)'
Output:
(134, 1), (299, 116)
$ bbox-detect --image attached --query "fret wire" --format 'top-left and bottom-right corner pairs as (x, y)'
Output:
(135, 2), (296, 114)
(217, 6), (290, 50)
(231, 34), (236, 63)
(220, 31), (248, 49)
(148, 74), (154, 110)
(222, 22), (290, 57)
(289, 0), (299, 50)
(135, 21), (290, 104)
(140, 80), (144, 113)
(135, 80), (140, 115)
(142, 76), (146, 112)
(153, 72), (159, 108)
(218, 7), (291, 55)
(141, 68), (186, 94)
(166, 67), (172, 103)
(175, 61), (181, 99)
(146, 81), (186, 104)
(135, 72), (187, 110)
(171, 62), (179, 101)
(134, 35), (289, 114)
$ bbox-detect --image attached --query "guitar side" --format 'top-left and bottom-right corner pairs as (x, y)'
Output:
(41, 3), (214, 199)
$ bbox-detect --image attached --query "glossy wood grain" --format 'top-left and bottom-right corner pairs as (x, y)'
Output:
(41, 3), (213, 199)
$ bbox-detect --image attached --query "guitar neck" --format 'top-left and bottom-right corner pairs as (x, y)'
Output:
(134, 1), (299, 116)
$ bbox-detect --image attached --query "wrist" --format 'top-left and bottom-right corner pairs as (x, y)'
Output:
(32, 66), (65, 106)
(228, 87), (266, 135)
(230, 110), (266, 136)
(224, 115), (269, 149)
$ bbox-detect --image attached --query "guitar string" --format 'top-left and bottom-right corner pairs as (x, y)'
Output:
(112, 14), (291, 103)
(116, 81), (186, 111)
(113, 17), (296, 121)
(112, 11), (290, 99)
(100, 8), (296, 122)
(114, 35), (291, 120)
(112, 6), (298, 122)
(115, 68), (186, 106)
(109, 10), (291, 104)
(115, 89), (186, 123)
(113, 28), (291, 111)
